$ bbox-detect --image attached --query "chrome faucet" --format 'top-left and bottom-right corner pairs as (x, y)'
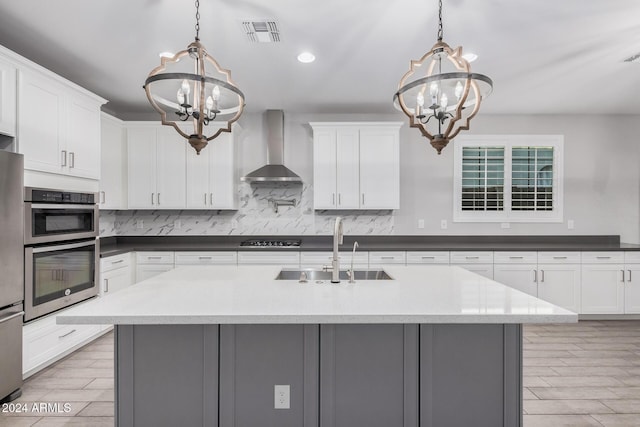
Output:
(330, 216), (344, 283)
(347, 241), (359, 283)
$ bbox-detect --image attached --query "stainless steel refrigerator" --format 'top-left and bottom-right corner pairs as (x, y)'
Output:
(0, 150), (24, 403)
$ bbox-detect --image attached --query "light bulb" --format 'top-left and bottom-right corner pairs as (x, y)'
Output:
(455, 81), (463, 99)
(181, 79), (191, 96)
(206, 96), (214, 111)
(429, 82), (439, 97)
(177, 89), (185, 105)
(440, 93), (449, 110)
(212, 85), (220, 101)
(416, 92), (425, 107)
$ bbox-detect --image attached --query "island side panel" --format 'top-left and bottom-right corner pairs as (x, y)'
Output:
(319, 324), (419, 427)
(420, 324), (522, 427)
(219, 324), (319, 427)
(116, 325), (219, 427)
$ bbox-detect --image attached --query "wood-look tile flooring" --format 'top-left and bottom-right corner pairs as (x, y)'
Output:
(2, 321), (640, 426)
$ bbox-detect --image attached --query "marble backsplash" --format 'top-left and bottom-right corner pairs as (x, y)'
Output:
(99, 183), (394, 236)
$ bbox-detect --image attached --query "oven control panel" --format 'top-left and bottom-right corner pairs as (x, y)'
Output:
(26, 188), (96, 204)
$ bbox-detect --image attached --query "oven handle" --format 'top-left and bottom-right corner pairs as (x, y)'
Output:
(0, 311), (24, 325)
(27, 203), (97, 210)
(30, 240), (96, 254)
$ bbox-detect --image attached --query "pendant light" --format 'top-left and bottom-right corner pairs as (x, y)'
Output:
(143, 0), (245, 154)
(393, 0), (492, 154)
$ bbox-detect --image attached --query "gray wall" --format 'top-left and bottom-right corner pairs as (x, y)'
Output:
(102, 113), (640, 243)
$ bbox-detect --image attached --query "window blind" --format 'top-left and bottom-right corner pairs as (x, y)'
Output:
(511, 147), (553, 211)
(461, 146), (504, 211)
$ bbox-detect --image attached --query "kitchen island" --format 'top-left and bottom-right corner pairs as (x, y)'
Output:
(58, 265), (576, 427)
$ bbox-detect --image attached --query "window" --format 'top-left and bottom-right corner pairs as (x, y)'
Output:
(453, 135), (563, 222)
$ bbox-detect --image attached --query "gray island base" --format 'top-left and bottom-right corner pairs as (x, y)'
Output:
(115, 323), (522, 427)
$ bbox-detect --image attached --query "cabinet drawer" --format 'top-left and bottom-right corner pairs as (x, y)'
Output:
(450, 252), (493, 264)
(136, 251), (175, 264)
(406, 251), (450, 264)
(101, 252), (131, 272)
(493, 252), (537, 264)
(237, 251), (300, 266)
(537, 252), (581, 264)
(175, 251), (238, 265)
(300, 251), (368, 268)
(369, 252), (406, 265)
(581, 252), (624, 264)
(625, 251), (640, 264)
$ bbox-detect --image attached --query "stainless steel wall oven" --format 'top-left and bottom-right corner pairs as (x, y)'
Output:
(23, 188), (99, 322)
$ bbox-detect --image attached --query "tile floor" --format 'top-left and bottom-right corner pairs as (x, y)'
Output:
(1, 320), (639, 426)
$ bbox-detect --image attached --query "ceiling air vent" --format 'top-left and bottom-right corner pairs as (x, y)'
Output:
(624, 52), (640, 63)
(242, 20), (280, 43)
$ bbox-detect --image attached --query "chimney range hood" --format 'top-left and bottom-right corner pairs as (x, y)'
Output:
(241, 110), (302, 183)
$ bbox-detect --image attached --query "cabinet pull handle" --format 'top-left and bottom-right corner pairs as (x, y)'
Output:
(362, 193), (365, 205)
(332, 193), (335, 206)
(210, 193), (213, 205)
(380, 256), (395, 260)
(199, 256), (212, 260)
(100, 191), (106, 204)
(465, 256), (480, 260)
(421, 256), (435, 259)
(338, 193), (342, 205)
(628, 270), (632, 282)
(553, 256), (567, 259)
(509, 256), (524, 259)
(61, 150), (67, 167)
(69, 152), (75, 168)
(147, 256), (162, 260)
(59, 329), (77, 339)
(622, 270), (626, 283)
(204, 193), (207, 205)
(157, 193), (161, 205)
(541, 270), (545, 282)
(111, 260), (124, 265)
(151, 193), (155, 205)
(105, 278), (109, 293)
(533, 269), (538, 283)
(596, 256), (611, 259)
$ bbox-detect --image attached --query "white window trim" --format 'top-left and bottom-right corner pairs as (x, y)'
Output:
(453, 135), (564, 223)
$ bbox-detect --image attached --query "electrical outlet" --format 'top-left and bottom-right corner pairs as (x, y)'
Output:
(274, 385), (290, 409)
(567, 219), (574, 229)
(174, 220), (182, 229)
(440, 219), (448, 230)
(136, 219), (144, 229)
(417, 219), (425, 229)
(501, 222), (510, 229)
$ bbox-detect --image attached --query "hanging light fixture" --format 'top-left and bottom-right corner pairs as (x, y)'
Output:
(144, 0), (245, 154)
(393, 0), (492, 154)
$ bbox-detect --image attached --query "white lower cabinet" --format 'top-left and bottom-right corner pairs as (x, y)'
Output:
(175, 251), (238, 266)
(300, 251), (368, 269)
(625, 263), (640, 314)
(135, 251), (175, 282)
(23, 308), (103, 377)
(368, 251), (406, 266)
(406, 251), (450, 265)
(237, 251), (300, 267)
(493, 252), (539, 297)
(537, 252), (581, 313)
(450, 252), (494, 279)
(100, 253), (133, 296)
(581, 252), (625, 314)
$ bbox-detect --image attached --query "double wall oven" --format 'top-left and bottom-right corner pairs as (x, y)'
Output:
(23, 187), (99, 322)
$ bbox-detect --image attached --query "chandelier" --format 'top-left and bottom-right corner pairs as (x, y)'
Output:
(144, 0), (245, 154)
(393, 0), (492, 154)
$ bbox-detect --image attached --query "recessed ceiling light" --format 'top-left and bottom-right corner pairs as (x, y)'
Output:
(462, 52), (478, 63)
(297, 52), (316, 63)
(159, 51), (174, 59)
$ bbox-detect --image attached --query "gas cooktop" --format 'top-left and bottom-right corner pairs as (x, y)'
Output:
(240, 239), (301, 248)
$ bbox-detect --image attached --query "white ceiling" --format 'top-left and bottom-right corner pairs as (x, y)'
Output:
(1, 0), (639, 120)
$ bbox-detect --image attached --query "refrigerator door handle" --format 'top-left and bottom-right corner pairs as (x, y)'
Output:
(0, 311), (24, 325)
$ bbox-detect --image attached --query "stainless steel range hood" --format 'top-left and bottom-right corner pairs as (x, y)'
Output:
(241, 110), (302, 183)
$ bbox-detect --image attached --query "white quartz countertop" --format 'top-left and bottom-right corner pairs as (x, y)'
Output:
(57, 265), (577, 325)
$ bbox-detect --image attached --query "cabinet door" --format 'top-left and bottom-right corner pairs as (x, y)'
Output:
(581, 264), (625, 314)
(313, 128), (337, 209)
(335, 128), (360, 209)
(18, 69), (66, 174)
(102, 266), (133, 296)
(358, 127), (399, 209)
(0, 57), (16, 136)
(127, 127), (157, 209)
(209, 132), (236, 209)
(537, 264), (581, 313)
(185, 141), (210, 208)
(100, 114), (126, 209)
(624, 265), (640, 314)
(494, 264), (538, 297)
(156, 127), (186, 209)
(67, 94), (101, 179)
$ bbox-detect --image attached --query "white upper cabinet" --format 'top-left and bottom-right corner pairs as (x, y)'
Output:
(310, 122), (402, 210)
(186, 127), (239, 209)
(17, 67), (105, 179)
(99, 113), (127, 209)
(127, 124), (186, 209)
(0, 54), (16, 136)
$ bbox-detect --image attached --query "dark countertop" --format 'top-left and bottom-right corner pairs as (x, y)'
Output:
(98, 235), (640, 257)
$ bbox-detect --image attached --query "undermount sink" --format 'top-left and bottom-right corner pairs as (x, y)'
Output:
(275, 268), (393, 281)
